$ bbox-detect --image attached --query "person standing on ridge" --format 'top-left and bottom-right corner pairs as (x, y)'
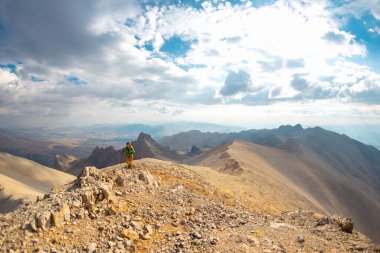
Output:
(122, 142), (135, 169)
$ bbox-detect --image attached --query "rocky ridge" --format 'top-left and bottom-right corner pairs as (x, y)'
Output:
(1, 159), (379, 252)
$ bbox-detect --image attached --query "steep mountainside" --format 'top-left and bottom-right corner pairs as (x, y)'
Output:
(132, 132), (186, 161)
(0, 152), (75, 213)
(1, 159), (379, 252)
(187, 140), (380, 242)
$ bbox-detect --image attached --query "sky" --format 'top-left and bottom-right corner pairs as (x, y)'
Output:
(0, 0), (380, 132)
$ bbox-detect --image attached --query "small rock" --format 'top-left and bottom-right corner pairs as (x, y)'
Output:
(108, 241), (115, 248)
(355, 244), (369, 251)
(297, 235), (305, 244)
(171, 221), (180, 227)
(71, 199), (82, 208)
(122, 229), (140, 241)
(315, 216), (329, 226)
(36, 195), (44, 202)
(143, 233), (152, 240)
(210, 237), (219, 245)
(191, 232), (202, 239)
(87, 242), (97, 253)
(107, 205), (117, 215)
(144, 225), (153, 235)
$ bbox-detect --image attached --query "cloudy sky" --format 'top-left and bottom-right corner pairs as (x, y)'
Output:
(0, 0), (380, 129)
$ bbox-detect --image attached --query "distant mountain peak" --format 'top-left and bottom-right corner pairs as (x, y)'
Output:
(279, 124), (303, 130)
(137, 132), (154, 142)
(277, 124), (303, 136)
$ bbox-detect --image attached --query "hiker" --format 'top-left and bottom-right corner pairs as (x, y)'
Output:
(122, 142), (135, 169)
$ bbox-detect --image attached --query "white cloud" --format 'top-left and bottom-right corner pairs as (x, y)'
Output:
(335, 0), (380, 20)
(0, 0), (379, 128)
(370, 26), (380, 34)
(0, 68), (18, 86)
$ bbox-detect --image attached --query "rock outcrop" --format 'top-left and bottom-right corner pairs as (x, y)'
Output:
(187, 145), (202, 157)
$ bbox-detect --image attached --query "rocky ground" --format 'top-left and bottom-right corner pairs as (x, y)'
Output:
(1, 158), (379, 253)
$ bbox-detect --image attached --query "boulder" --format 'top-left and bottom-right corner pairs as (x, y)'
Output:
(80, 166), (98, 178)
(99, 183), (114, 203)
(138, 171), (159, 188)
(82, 191), (95, 210)
(52, 203), (70, 227)
(21, 220), (37, 232)
(115, 174), (125, 187)
(36, 212), (52, 230)
(340, 217), (354, 233)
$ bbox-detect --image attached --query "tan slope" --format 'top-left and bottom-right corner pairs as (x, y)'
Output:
(187, 140), (380, 242)
(0, 152), (76, 207)
(187, 141), (325, 214)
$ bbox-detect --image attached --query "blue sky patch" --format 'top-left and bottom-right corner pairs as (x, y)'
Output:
(144, 41), (154, 52)
(64, 75), (87, 85)
(250, 0), (277, 8)
(160, 36), (193, 56)
(342, 14), (380, 71)
(0, 63), (17, 74)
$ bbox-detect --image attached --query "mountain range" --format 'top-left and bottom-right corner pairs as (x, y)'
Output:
(159, 124), (380, 190)
(1, 124), (380, 243)
(54, 132), (186, 176)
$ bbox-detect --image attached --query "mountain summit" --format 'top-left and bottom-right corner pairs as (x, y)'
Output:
(1, 159), (379, 252)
